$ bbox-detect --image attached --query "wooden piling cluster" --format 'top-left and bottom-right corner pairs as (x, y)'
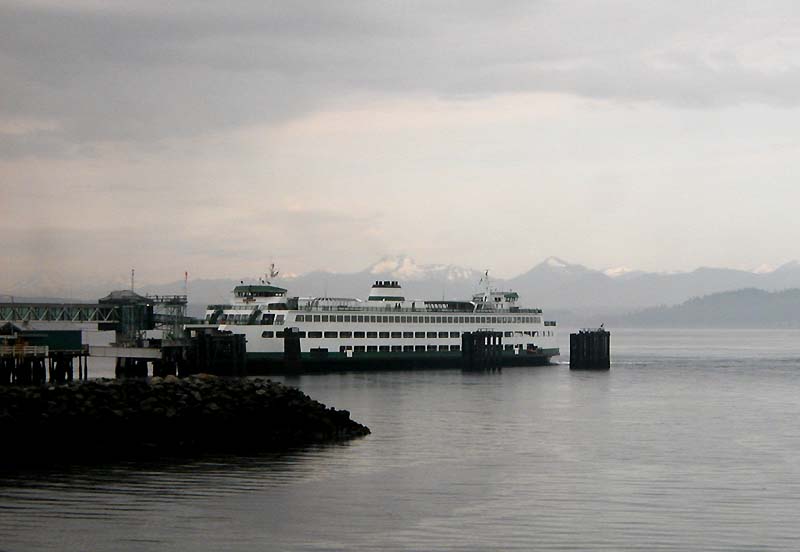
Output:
(461, 331), (503, 371)
(0, 326), (90, 385)
(114, 357), (151, 379)
(1, 347), (91, 385)
(0, 346), (47, 384)
(48, 350), (90, 383)
(569, 328), (610, 370)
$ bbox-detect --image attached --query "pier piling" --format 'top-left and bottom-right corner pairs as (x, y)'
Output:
(461, 331), (503, 371)
(569, 329), (610, 370)
(284, 328), (302, 371)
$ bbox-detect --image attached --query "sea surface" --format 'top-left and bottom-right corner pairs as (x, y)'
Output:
(3, 328), (800, 551)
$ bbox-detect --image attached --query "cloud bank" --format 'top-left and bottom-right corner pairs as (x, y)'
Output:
(3, 1), (800, 154)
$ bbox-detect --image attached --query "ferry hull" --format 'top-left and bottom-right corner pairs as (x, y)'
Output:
(245, 348), (560, 374)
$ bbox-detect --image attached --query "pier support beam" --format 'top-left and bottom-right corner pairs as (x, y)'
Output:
(0, 357), (12, 384)
(115, 357), (149, 379)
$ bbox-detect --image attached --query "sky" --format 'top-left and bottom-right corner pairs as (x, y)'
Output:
(3, 0), (800, 291)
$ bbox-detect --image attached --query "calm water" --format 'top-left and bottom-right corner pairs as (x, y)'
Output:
(3, 329), (800, 551)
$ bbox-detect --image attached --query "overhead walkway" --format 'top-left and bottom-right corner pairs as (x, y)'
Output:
(0, 303), (118, 324)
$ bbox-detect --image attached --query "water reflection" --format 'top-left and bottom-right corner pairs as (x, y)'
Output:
(3, 329), (800, 551)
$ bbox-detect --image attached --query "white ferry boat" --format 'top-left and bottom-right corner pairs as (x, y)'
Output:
(204, 276), (559, 371)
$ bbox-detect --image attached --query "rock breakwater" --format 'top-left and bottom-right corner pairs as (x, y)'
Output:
(0, 375), (370, 467)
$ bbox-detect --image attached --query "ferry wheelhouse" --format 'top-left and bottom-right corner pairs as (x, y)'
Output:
(204, 280), (559, 371)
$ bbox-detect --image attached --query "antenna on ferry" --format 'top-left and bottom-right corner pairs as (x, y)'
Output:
(266, 262), (279, 284)
(480, 269), (491, 302)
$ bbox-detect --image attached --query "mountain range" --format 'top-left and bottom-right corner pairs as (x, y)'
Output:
(7, 256), (800, 320)
(505, 257), (800, 311)
(607, 288), (800, 328)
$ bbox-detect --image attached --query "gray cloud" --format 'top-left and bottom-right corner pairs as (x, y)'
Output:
(3, 1), (800, 154)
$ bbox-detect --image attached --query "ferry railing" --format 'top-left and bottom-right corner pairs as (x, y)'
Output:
(296, 306), (543, 314)
(206, 304), (542, 316)
(204, 304), (543, 315)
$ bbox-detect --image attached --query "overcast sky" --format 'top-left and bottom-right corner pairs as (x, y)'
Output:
(3, 0), (800, 290)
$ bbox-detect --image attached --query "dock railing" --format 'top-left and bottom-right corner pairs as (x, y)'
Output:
(0, 345), (49, 357)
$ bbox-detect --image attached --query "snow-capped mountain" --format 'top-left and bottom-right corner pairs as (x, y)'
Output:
(603, 266), (645, 279)
(751, 263), (777, 275)
(367, 255), (482, 282)
(271, 256), (483, 300)
(542, 257), (570, 270)
(503, 258), (800, 310)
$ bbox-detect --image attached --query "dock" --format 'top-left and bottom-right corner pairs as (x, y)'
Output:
(0, 290), (247, 382)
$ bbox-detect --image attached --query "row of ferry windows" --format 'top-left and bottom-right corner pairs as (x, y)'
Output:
(335, 344), (538, 353)
(261, 330), (554, 339)
(295, 314), (543, 325)
(263, 330), (460, 339)
(215, 313), (285, 325)
(342, 345), (461, 352)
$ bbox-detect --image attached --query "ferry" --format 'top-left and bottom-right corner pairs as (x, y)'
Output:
(204, 272), (559, 372)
